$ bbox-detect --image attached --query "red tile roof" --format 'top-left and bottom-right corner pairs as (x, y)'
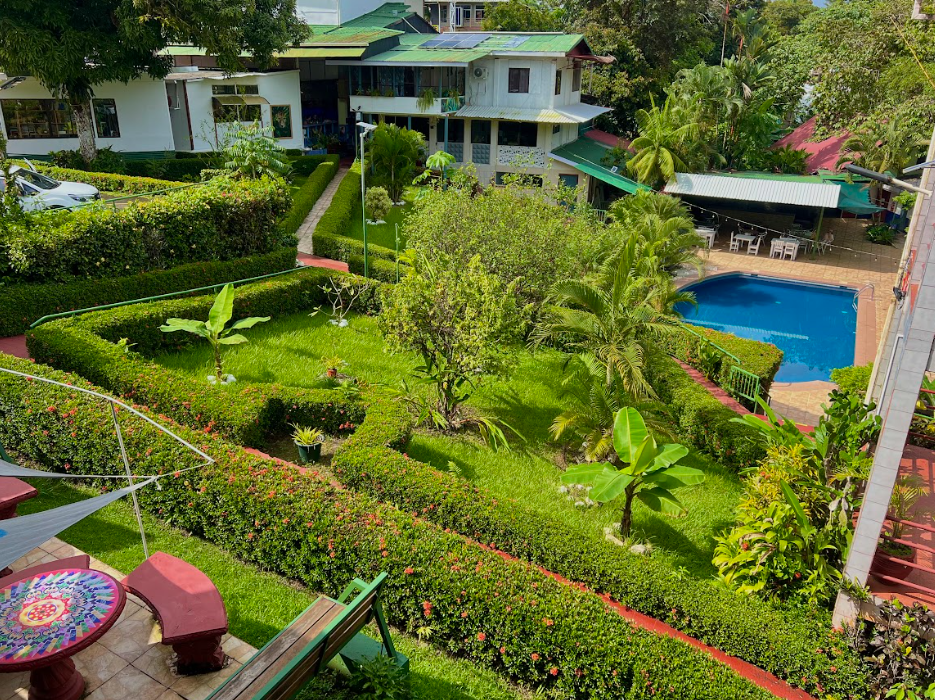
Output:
(773, 116), (852, 173)
(584, 128), (630, 150)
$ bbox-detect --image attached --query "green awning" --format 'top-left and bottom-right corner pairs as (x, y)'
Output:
(549, 138), (649, 195)
(837, 181), (883, 215)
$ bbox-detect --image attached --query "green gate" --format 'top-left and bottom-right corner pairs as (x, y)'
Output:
(728, 365), (762, 405)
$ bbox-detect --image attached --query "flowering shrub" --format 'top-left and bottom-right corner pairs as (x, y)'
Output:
(27, 273), (868, 698)
(0, 176), (291, 285)
(0, 354), (776, 700)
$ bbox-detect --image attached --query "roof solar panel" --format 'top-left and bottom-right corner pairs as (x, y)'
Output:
(500, 36), (529, 49)
(421, 33), (489, 49)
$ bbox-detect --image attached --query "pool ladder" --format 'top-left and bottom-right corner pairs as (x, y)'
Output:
(853, 283), (875, 311)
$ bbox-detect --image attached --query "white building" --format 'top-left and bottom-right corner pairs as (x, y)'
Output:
(423, 0), (509, 32)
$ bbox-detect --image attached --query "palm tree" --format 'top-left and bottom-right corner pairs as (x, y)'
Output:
(627, 96), (703, 188)
(533, 238), (681, 398)
(839, 121), (929, 176)
(367, 123), (425, 202)
(731, 9), (775, 61)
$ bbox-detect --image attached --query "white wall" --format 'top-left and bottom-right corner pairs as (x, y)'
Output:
(183, 71), (304, 152)
(465, 57), (560, 111)
(0, 77), (174, 155)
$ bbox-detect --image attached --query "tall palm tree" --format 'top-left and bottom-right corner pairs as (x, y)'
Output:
(367, 123), (425, 201)
(533, 238), (681, 398)
(627, 96), (703, 188)
(838, 120), (929, 176)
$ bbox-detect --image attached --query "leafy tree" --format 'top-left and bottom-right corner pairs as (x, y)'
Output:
(0, 1), (305, 162)
(159, 283), (269, 382)
(403, 177), (602, 305)
(627, 96), (704, 187)
(761, 0), (816, 36)
(380, 254), (519, 426)
(562, 407), (704, 537)
(839, 120), (929, 176)
(533, 238), (681, 398)
(482, 0), (563, 31)
(222, 122), (291, 179)
(365, 186), (393, 222)
(731, 8), (776, 61)
(367, 123), (424, 202)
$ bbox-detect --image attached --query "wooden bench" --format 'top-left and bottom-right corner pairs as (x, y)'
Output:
(122, 551), (228, 675)
(208, 573), (407, 700)
(0, 554), (91, 588)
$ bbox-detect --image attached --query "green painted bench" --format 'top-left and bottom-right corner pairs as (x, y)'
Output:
(208, 573), (407, 700)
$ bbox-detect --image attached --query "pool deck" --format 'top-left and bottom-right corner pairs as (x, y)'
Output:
(681, 219), (901, 424)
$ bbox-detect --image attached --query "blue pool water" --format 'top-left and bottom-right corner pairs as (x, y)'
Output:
(676, 274), (857, 383)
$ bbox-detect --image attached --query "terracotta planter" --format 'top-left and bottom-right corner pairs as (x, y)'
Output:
(326, 368), (338, 378)
(872, 545), (916, 580)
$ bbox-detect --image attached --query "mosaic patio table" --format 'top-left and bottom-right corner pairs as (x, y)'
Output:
(0, 568), (126, 700)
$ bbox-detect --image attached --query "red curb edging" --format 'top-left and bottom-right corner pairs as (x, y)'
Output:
(296, 253), (349, 272)
(0, 335), (29, 359)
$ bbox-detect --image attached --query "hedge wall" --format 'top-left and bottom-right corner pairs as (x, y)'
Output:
(25, 273), (868, 699)
(656, 325), (783, 396)
(281, 159), (339, 235)
(0, 354), (776, 700)
(34, 166), (186, 194)
(0, 247), (297, 337)
(1, 176), (291, 285)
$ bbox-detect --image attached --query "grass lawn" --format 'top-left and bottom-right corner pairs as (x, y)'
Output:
(344, 186), (418, 250)
(154, 311), (741, 576)
(19, 479), (528, 700)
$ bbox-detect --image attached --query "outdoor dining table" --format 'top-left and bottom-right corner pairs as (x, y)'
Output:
(0, 567), (126, 700)
(777, 236), (802, 260)
(695, 227), (716, 248)
(733, 232), (757, 250)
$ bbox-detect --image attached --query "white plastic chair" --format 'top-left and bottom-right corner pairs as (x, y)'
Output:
(782, 241), (798, 260)
(769, 239), (784, 258)
(747, 236), (761, 255)
(729, 232), (740, 252)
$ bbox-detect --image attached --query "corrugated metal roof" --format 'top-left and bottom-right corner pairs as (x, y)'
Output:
(664, 173), (841, 208)
(550, 138), (649, 194)
(366, 48), (491, 63)
(555, 103), (612, 122)
(454, 106), (579, 124)
(485, 33), (585, 54)
(279, 47), (366, 58)
(341, 2), (418, 27)
(302, 27), (402, 45)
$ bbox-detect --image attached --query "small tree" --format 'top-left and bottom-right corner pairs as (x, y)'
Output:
(562, 407), (704, 537)
(365, 186), (393, 223)
(380, 254), (519, 427)
(159, 284), (269, 382)
(368, 123), (424, 202)
(222, 122), (291, 180)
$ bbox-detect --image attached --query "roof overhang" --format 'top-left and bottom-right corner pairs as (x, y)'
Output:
(549, 137), (649, 195)
(328, 59), (472, 67)
(664, 172), (841, 208)
(453, 104), (609, 124)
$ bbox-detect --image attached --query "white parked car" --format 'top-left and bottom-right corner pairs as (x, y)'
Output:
(0, 163), (100, 211)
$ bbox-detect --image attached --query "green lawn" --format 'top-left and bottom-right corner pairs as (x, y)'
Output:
(344, 186), (418, 250)
(20, 479), (528, 700)
(154, 311), (741, 576)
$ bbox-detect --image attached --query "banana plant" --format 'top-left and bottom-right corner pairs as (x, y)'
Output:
(159, 283), (269, 382)
(562, 407), (704, 537)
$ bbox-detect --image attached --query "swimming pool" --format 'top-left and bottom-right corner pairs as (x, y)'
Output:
(676, 273), (857, 383)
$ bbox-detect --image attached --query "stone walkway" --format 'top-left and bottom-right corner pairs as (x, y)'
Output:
(296, 165), (351, 256)
(1, 538), (257, 700)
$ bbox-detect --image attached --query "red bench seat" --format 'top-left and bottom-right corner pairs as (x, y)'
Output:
(0, 554), (91, 588)
(0, 477), (38, 520)
(122, 551), (228, 675)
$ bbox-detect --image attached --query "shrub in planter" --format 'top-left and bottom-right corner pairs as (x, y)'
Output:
(0, 354), (777, 700)
(866, 224), (895, 245)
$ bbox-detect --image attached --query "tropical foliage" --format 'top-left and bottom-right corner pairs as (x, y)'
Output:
(221, 122), (292, 180)
(368, 123), (425, 202)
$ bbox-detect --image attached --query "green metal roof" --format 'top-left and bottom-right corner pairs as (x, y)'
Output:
(370, 47), (492, 63)
(362, 32), (590, 64)
(550, 138), (650, 195)
(302, 26), (402, 45)
(341, 2), (420, 27)
(279, 47), (366, 58)
(484, 33), (586, 54)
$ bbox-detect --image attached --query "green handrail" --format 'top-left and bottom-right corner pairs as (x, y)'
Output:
(29, 265), (308, 329)
(677, 322), (742, 364)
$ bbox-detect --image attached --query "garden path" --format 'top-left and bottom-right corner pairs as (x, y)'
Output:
(296, 164), (351, 256)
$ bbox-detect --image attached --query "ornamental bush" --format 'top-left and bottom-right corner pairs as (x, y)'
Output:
(0, 176), (291, 285)
(33, 165), (186, 194)
(0, 354), (776, 700)
(281, 159), (339, 235)
(0, 247), (297, 337)
(26, 275), (867, 699)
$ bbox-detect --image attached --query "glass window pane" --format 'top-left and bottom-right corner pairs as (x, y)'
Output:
(497, 120), (537, 147)
(471, 119), (490, 144)
(93, 99), (120, 138)
(508, 68), (529, 94)
(572, 67), (582, 92)
(0, 99), (77, 139)
(555, 70), (562, 95)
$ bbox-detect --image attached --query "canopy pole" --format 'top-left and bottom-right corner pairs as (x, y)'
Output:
(110, 403), (149, 559)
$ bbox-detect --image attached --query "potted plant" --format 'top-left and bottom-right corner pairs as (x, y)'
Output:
(416, 88), (437, 113)
(872, 475), (929, 580)
(321, 355), (346, 378)
(292, 425), (325, 464)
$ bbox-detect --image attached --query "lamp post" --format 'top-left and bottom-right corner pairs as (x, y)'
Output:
(356, 114), (377, 278)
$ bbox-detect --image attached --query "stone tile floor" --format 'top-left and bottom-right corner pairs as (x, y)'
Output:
(0, 538), (258, 700)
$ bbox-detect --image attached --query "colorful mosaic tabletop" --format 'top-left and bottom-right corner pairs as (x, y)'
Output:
(0, 568), (125, 667)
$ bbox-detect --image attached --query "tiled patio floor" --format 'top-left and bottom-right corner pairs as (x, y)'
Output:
(684, 218), (901, 424)
(1, 538), (258, 700)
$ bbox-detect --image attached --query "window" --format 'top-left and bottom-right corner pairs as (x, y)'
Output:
(410, 116), (431, 140)
(444, 118), (465, 144)
(495, 172), (508, 185)
(552, 123), (561, 135)
(213, 102), (262, 123)
(1, 99), (77, 139)
(471, 119), (491, 144)
(474, 4), (485, 19)
(92, 99), (120, 138)
(212, 84), (259, 95)
(497, 120), (537, 147)
(555, 69), (562, 95)
(440, 5), (448, 22)
(560, 173), (579, 188)
(508, 68), (530, 93)
(572, 66), (582, 92)
(463, 6), (472, 22)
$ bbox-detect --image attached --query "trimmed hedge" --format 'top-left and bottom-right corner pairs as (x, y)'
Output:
(34, 165), (186, 194)
(1, 176), (291, 285)
(281, 158), (339, 235)
(0, 354), (776, 700)
(645, 348), (766, 470)
(26, 274), (868, 699)
(656, 325), (783, 396)
(0, 247), (298, 337)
